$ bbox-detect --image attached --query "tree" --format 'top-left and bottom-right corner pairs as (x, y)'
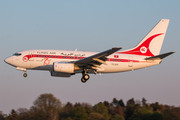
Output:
(142, 98), (147, 107)
(0, 111), (5, 120)
(127, 98), (135, 107)
(8, 109), (19, 120)
(112, 98), (119, 107)
(118, 99), (125, 108)
(125, 98), (136, 119)
(103, 101), (110, 107)
(60, 102), (74, 119)
(16, 108), (30, 120)
(135, 100), (141, 109)
(147, 112), (163, 120)
(70, 106), (87, 120)
(163, 107), (180, 120)
(74, 103), (82, 108)
(108, 106), (124, 117)
(114, 106), (124, 117)
(111, 114), (125, 120)
(30, 93), (61, 120)
(150, 102), (161, 111)
(93, 102), (110, 120)
(88, 112), (104, 120)
(81, 103), (92, 114)
(30, 106), (47, 120)
(129, 108), (152, 120)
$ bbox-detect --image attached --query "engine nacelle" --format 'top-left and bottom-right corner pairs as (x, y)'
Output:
(53, 62), (74, 73)
(51, 71), (71, 77)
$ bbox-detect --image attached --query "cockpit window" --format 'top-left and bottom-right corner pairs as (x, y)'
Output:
(13, 53), (22, 56)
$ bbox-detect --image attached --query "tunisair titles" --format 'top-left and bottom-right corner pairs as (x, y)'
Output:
(37, 51), (85, 57)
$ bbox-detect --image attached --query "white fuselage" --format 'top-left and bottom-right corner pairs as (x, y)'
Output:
(4, 19), (172, 83)
(5, 49), (161, 74)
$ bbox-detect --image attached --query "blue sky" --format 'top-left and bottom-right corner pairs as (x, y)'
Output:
(0, 1), (180, 114)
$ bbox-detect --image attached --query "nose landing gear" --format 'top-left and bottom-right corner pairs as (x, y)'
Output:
(23, 72), (27, 77)
(16, 67), (27, 78)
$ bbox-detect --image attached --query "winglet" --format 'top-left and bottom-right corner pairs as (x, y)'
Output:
(145, 52), (175, 60)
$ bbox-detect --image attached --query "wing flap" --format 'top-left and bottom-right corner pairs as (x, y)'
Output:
(92, 58), (107, 65)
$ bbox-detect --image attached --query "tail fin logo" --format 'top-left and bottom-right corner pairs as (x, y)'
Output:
(140, 46), (147, 53)
(118, 33), (164, 56)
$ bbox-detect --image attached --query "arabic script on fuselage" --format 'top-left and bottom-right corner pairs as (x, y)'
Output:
(36, 51), (85, 56)
(61, 53), (85, 56)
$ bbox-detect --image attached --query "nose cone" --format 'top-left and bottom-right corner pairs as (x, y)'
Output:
(4, 57), (12, 64)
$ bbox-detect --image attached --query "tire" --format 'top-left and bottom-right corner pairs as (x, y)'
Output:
(23, 73), (27, 77)
(81, 77), (87, 83)
(84, 74), (90, 80)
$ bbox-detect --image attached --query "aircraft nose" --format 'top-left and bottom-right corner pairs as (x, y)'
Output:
(4, 57), (12, 64)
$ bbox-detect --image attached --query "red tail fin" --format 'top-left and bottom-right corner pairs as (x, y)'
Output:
(118, 19), (169, 56)
(119, 33), (164, 56)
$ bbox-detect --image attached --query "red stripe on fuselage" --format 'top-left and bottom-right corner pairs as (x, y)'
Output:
(22, 54), (155, 63)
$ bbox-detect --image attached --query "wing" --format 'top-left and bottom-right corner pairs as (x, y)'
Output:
(73, 47), (123, 70)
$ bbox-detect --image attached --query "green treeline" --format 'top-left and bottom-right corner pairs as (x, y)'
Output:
(0, 93), (180, 120)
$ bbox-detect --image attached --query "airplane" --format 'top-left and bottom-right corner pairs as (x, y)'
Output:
(4, 19), (174, 83)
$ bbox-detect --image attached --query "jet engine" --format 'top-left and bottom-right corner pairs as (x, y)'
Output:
(53, 62), (74, 73)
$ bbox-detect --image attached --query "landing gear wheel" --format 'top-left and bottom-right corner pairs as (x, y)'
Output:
(81, 74), (90, 83)
(83, 74), (90, 80)
(81, 77), (87, 83)
(23, 73), (27, 77)
(81, 69), (90, 83)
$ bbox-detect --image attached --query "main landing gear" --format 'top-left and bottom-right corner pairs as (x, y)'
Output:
(81, 70), (90, 83)
(81, 74), (90, 83)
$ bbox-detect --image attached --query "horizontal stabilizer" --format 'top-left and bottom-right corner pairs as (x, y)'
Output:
(145, 52), (175, 60)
